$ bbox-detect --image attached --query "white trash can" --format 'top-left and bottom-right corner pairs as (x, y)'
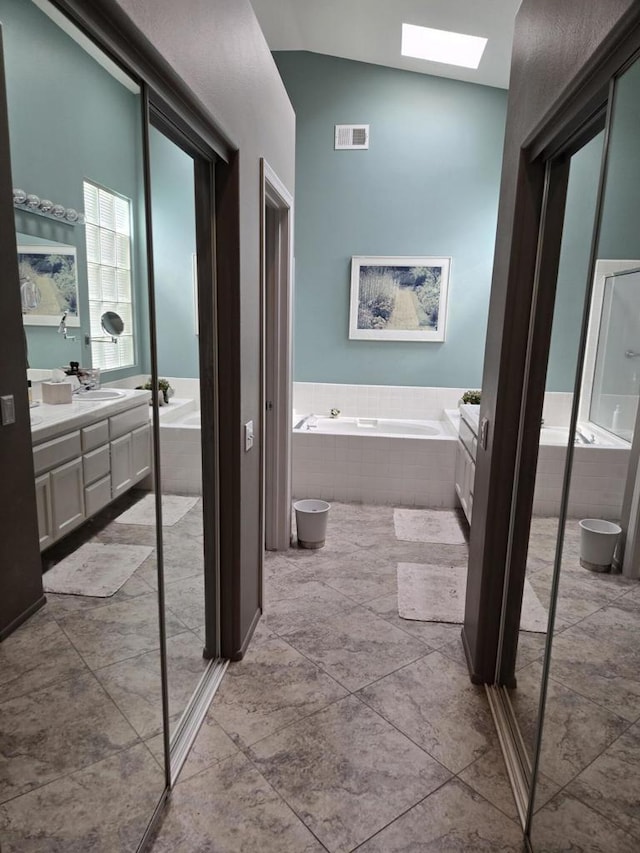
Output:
(579, 519), (622, 573)
(294, 499), (330, 549)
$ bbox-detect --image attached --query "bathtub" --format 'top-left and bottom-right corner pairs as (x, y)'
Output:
(157, 398), (202, 494)
(535, 422), (630, 518)
(295, 415), (452, 439)
(292, 413), (458, 507)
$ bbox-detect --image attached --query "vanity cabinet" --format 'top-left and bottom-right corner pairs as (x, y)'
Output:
(32, 396), (151, 551)
(51, 457), (85, 539)
(455, 405), (479, 524)
(35, 473), (54, 550)
(111, 420), (151, 500)
(455, 441), (475, 522)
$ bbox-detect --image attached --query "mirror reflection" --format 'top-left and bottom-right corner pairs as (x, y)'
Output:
(505, 130), (606, 771)
(148, 123), (210, 753)
(0, 0), (166, 847)
(530, 54), (640, 848)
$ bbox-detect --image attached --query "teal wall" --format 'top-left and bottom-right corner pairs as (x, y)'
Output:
(274, 51), (507, 387)
(149, 127), (198, 378)
(1, 0), (147, 379)
(547, 131), (605, 392)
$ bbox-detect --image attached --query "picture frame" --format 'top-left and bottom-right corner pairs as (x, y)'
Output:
(348, 255), (451, 342)
(18, 244), (80, 326)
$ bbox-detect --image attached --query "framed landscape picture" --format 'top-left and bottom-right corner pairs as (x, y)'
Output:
(349, 255), (451, 341)
(18, 244), (80, 326)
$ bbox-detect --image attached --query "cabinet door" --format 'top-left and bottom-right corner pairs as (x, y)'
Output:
(35, 473), (54, 551)
(111, 433), (133, 498)
(454, 442), (467, 507)
(50, 458), (85, 539)
(131, 424), (152, 480)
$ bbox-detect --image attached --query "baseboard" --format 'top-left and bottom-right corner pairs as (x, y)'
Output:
(460, 625), (487, 684)
(229, 607), (262, 661)
(0, 594), (46, 641)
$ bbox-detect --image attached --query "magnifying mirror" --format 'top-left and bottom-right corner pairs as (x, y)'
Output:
(101, 310), (124, 342)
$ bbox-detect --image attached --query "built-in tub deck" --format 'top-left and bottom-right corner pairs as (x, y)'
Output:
(293, 408), (630, 515)
(157, 398), (202, 493)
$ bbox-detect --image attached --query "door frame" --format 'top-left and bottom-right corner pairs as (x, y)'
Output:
(260, 158), (294, 556)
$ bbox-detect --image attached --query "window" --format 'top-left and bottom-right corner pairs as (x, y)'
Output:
(83, 181), (134, 369)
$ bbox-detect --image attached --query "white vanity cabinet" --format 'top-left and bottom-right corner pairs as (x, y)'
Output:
(455, 405), (479, 524)
(455, 441), (475, 522)
(109, 406), (151, 499)
(32, 393), (151, 551)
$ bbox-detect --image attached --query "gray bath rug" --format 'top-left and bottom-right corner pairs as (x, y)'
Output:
(43, 543), (153, 597)
(115, 494), (198, 527)
(393, 508), (467, 546)
(397, 563), (548, 633)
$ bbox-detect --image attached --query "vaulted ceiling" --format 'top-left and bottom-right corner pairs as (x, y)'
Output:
(251, 0), (522, 89)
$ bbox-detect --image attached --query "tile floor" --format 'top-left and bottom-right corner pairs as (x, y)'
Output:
(149, 504), (501, 852)
(149, 502), (640, 852)
(0, 489), (207, 851)
(2, 500), (639, 851)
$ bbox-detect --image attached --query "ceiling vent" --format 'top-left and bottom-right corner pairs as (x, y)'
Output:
(334, 124), (369, 150)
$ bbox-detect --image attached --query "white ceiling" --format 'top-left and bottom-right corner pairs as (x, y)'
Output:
(250, 0), (522, 89)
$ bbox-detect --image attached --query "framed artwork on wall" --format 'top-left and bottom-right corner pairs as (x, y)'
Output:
(18, 244), (80, 326)
(348, 255), (451, 341)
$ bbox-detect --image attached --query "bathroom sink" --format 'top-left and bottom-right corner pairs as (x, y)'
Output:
(76, 389), (126, 400)
(30, 415), (43, 426)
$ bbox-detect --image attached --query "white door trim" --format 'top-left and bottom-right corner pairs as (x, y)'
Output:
(260, 158), (294, 553)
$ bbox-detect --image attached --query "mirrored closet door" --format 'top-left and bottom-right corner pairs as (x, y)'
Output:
(0, 0), (168, 848)
(492, 42), (640, 853)
(528, 50), (640, 852)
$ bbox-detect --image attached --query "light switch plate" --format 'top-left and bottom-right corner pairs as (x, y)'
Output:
(244, 420), (254, 452)
(1, 394), (16, 426)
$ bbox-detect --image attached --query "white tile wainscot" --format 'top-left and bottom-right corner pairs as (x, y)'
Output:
(292, 430), (458, 507)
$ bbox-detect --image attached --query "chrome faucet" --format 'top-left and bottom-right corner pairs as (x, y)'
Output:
(57, 312), (76, 342)
(575, 425), (596, 445)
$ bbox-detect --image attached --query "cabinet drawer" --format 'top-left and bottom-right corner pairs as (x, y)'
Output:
(83, 444), (110, 486)
(85, 475), (112, 517)
(109, 405), (149, 440)
(33, 431), (81, 476)
(82, 419), (109, 452)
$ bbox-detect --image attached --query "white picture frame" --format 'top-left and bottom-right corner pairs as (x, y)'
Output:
(18, 244), (80, 326)
(348, 255), (451, 341)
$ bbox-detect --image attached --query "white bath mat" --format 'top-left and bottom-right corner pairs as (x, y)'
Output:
(394, 508), (467, 546)
(115, 494), (198, 527)
(397, 563), (548, 633)
(43, 543), (153, 597)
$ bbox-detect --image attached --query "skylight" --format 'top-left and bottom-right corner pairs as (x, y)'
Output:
(401, 23), (487, 70)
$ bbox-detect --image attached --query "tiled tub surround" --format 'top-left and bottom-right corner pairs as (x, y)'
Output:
(534, 434), (630, 519)
(293, 384), (631, 515)
(292, 383), (464, 507)
(293, 424), (458, 507)
(157, 398), (202, 495)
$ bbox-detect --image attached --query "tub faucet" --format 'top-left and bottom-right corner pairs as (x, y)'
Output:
(575, 426), (596, 445)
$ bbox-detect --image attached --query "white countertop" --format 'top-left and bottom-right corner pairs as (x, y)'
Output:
(30, 388), (151, 444)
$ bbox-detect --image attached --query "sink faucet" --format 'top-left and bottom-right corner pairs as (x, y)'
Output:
(57, 312), (76, 342)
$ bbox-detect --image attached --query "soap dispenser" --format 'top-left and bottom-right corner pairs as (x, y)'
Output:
(612, 404), (621, 432)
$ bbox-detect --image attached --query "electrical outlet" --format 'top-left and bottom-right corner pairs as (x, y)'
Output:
(244, 420), (254, 452)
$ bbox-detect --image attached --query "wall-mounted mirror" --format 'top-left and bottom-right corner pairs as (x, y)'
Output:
(101, 309), (125, 340)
